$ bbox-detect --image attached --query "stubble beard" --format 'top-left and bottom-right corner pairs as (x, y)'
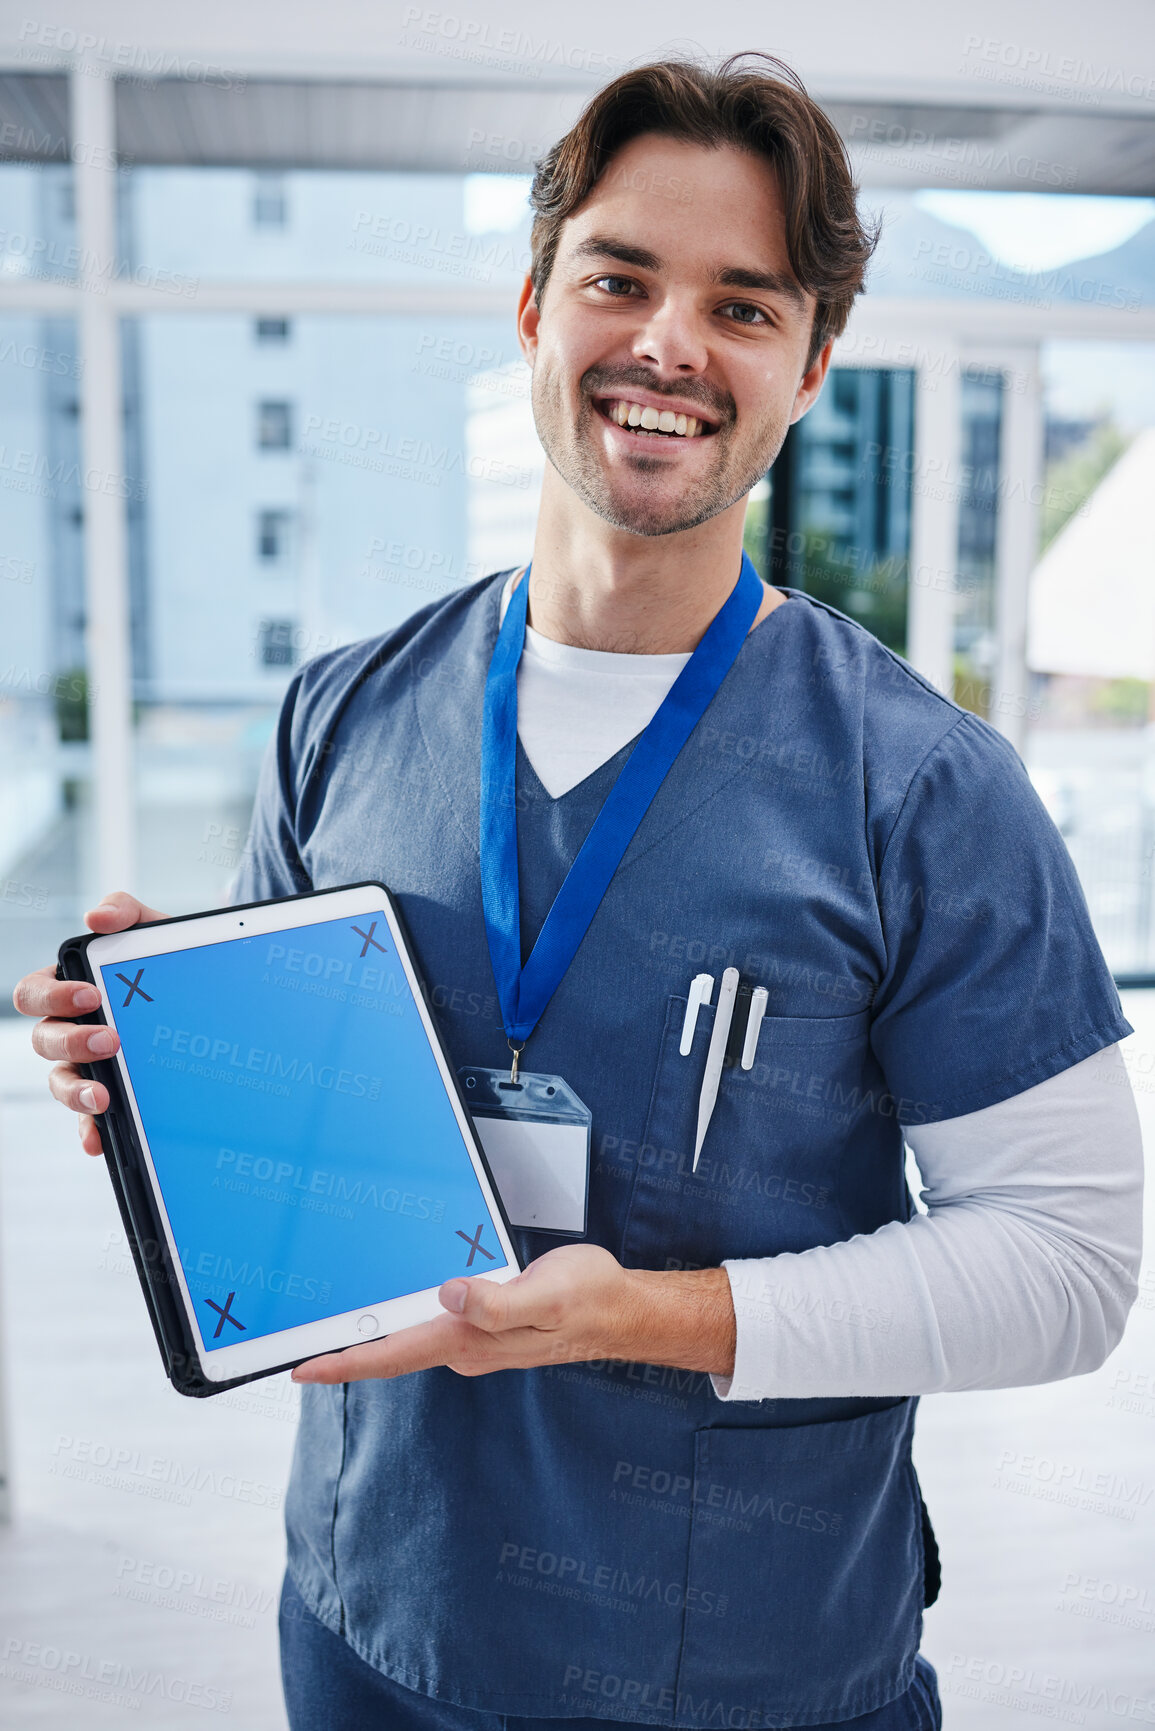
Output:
(530, 360), (790, 539)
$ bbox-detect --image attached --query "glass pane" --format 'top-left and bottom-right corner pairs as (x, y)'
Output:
(119, 168), (532, 288)
(952, 369), (1003, 720)
(126, 312), (539, 917)
(0, 308), (87, 1009)
(0, 161), (76, 284)
(748, 368), (914, 655)
(861, 189), (1155, 315)
(1025, 339), (1155, 975)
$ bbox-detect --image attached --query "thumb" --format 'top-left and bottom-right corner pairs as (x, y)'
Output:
(440, 1266), (546, 1334)
(85, 891), (167, 933)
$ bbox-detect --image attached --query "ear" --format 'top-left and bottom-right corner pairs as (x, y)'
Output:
(789, 338), (834, 426)
(517, 273), (540, 368)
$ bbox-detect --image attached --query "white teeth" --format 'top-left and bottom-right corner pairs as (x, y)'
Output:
(605, 399), (708, 436)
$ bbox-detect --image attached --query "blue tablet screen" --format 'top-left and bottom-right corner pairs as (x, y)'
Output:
(100, 912), (510, 1353)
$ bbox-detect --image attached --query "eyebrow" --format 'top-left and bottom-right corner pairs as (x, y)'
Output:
(568, 235), (808, 312)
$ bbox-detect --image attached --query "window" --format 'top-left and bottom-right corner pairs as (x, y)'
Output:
(257, 619), (298, 667)
(256, 400), (293, 449)
(953, 371), (1004, 717)
(759, 368), (914, 654)
(257, 509), (292, 562)
(254, 316), (290, 343)
(251, 174), (287, 229)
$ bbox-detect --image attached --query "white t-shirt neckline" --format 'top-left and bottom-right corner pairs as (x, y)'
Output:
(498, 571), (692, 799)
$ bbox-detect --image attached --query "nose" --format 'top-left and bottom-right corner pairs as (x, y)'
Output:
(628, 291), (710, 375)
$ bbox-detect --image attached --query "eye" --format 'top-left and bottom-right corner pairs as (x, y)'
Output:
(593, 275), (638, 297)
(722, 302), (770, 326)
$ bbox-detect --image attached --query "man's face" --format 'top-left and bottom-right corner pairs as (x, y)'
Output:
(518, 133), (830, 539)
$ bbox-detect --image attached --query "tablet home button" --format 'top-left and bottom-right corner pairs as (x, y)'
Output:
(357, 1314), (379, 1338)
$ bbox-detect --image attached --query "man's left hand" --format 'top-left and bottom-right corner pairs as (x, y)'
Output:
(291, 1244), (736, 1385)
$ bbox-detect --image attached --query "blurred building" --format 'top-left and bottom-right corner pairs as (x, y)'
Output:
(1, 9), (1154, 985)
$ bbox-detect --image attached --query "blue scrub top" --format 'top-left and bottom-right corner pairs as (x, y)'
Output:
(234, 572), (1128, 1726)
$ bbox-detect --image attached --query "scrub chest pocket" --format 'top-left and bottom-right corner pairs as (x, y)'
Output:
(620, 997), (873, 1271)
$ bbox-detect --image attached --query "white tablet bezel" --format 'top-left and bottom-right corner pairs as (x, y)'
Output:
(86, 884), (521, 1382)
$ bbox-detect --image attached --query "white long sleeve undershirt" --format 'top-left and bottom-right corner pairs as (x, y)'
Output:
(505, 573), (1146, 1399)
(711, 1045), (1144, 1400)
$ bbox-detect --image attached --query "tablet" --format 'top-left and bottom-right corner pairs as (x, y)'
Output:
(58, 883), (521, 1396)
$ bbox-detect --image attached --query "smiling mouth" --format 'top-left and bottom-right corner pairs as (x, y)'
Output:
(593, 395), (720, 439)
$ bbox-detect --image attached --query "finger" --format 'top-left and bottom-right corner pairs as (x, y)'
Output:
(31, 1021), (119, 1064)
(78, 1115), (104, 1156)
(12, 966), (101, 1021)
(48, 1063), (110, 1117)
(441, 1269), (562, 1335)
(292, 1314), (480, 1384)
(84, 891), (167, 933)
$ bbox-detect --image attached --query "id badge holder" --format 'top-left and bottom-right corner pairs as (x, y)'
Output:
(459, 1068), (591, 1237)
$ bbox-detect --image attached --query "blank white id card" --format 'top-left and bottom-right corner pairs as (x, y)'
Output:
(459, 1068), (591, 1236)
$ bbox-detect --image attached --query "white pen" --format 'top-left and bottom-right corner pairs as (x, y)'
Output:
(741, 986), (768, 1070)
(693, 966), (739, 1169)
(679, 972), (715, 1056)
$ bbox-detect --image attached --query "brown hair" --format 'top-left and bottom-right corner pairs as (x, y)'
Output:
(529, 53), (879, 370)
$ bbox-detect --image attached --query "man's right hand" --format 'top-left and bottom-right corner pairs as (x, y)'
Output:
(11, 890), (168, 1156)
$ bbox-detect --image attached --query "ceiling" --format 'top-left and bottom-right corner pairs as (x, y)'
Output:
(1, 70), (1152, 194)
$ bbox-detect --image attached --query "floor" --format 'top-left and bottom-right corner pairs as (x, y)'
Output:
(0, 1000), (1152, 1729)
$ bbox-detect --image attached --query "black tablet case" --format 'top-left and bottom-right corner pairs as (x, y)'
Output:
(56, 882), (521, 1398)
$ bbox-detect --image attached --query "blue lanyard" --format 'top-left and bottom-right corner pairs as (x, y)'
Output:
(480, 552), (764, 1056)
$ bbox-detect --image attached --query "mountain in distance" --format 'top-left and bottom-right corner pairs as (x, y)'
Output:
(862, 192), (1155, 309)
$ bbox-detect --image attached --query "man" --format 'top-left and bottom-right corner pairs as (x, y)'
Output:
(15, 52), (1142, 1731)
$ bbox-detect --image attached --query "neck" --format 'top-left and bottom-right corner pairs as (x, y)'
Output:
(518, 473), (781, 653)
